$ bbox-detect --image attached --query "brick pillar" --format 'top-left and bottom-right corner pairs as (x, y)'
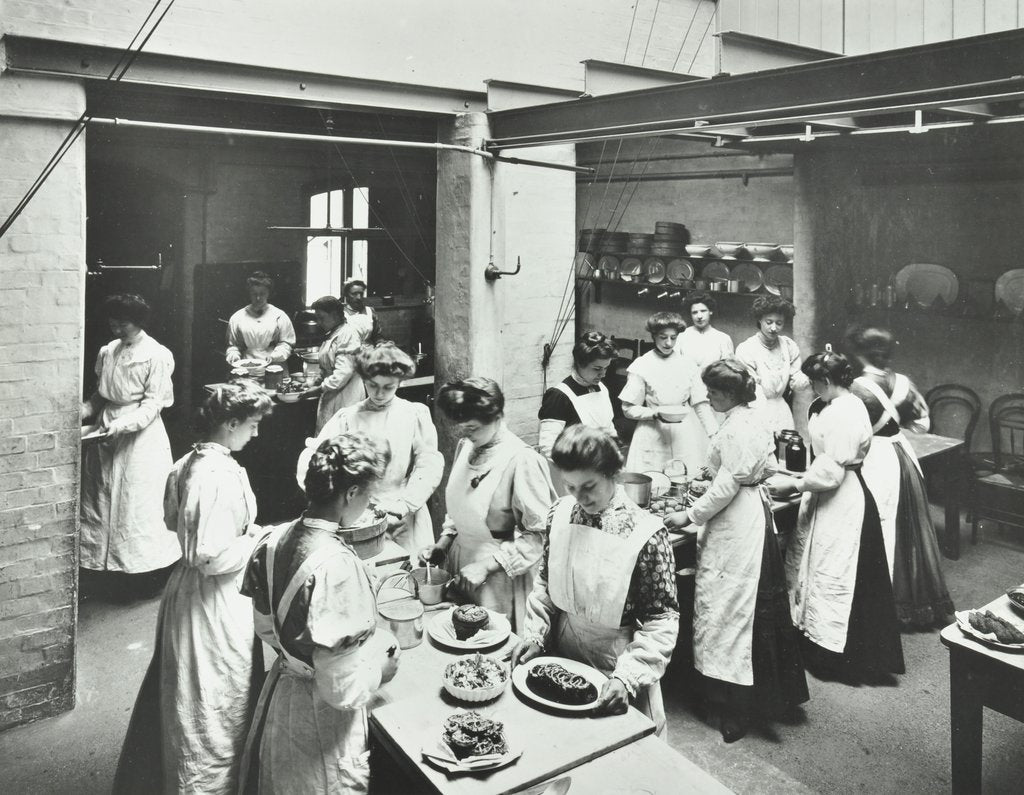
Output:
(434, 112), (575, 456)
(0, 70), (86, 730)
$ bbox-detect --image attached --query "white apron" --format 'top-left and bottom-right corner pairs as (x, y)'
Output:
(344, 306), (375, 344)
(240, 527), (372, 795)
(694, 485), (771, 686)
(546, 382), (617, 496)
(316, 326), (364, 432)
(855, 376), (916, 579)
(446, 438), (530, 631)
(785, 410), (867, 654)
(547, 498), (666, 736)
(622, 352), (708, 476)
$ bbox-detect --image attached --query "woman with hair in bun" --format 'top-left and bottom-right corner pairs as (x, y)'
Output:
(420, 377), (557, 631)
(846, 325), (954, 628)
(114, 381), (273, 794)
(620, 311), (718, 475)
(773, 350), (904, 681)
(306, 296), (364, 433)
(735, 295), (812, 438)
(225, 271), (295, 366)
(513, 425), (679, 738)
(81, 293), (181, 578)
(665, 360), (807, 742)
(296, 341), (443, 557)
(537, 331), (618, 458)
(239, 432), (399, 794)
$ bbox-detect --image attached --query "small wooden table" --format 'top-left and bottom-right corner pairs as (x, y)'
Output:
(904, 430), (966, 560)
(369, 629), (655, 795)
(939, 589), (1024, 793)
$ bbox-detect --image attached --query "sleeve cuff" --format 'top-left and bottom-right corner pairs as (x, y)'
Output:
(610, 670), (639, 698)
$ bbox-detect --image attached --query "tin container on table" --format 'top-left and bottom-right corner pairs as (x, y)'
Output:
(263, 364), (284, 390)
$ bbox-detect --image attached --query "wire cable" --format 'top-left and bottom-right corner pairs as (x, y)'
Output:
(623, 1), (642, 62)
(0, 0), (177, 241)
(640, 0), (662, 67)
(687, 5), (716, 73)
(671, 2), (703, 71)
(374, 114), (435, 259)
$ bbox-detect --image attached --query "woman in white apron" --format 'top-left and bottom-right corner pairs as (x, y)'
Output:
(773, 350), (904, 681)
(114, 382), (273, 794)
(307, 296), (364, 433)
(847, 326), (954, 628)
(297, 342), (443, 558)
(675, 292), (734, 370)
(342, 279), (380, 344)
(419, 378), (556, 632)
(512, 425), (678, 738)
(735, 295), (812, 440)
(665, 360), (807, 742)
(620, 312), (718, 476)
(239, 432), (399, 795)
(80, 294), (181, 576)
(225, 271), (295, 366)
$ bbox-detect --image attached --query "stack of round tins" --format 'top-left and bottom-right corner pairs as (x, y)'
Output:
(598, 231), (629, 255)
(651, 221), (690, 257)
(577, 228), (606, 253)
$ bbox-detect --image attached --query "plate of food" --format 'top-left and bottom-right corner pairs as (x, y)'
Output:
(81, 424), (108, 443)
(511, 656), (607, 713)
(428, 605), (512, 650)
(955, 608), (1024, 650)
(443, 653), (509, 702)
(1007, 586), (1024, 616)
(422, 710), (521, 774)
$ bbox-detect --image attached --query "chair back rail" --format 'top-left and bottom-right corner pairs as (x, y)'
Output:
(926, 383), (981, 452)
(989, 393), (1024, 470)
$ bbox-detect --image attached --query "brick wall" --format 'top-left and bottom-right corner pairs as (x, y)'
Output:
(0, 71), (86, 730)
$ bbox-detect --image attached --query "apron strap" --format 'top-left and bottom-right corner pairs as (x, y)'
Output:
(275, 539), (349, 631)
(856, 376), (900, 434)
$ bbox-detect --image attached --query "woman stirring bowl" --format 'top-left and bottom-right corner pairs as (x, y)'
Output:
(239, 432), (399, 794)
(512, 425), (679, 737)
(664, 360), (807, 742)
(297, 341), (443, 558)
(620, 311), (718, 476)
(419, 378), (556, 631)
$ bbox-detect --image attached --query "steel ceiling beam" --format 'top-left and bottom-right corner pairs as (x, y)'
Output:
(486, 28), (1024, 149)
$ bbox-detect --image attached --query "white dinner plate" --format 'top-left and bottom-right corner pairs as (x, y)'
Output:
(955, 609), (1024, 651)
(763, 264), (794, 295)
(994, 269), (1024, 315)
(731, 262), (765, 293)
(427, 607), (512, 651)
(643, 258), (666, 284)
(701, 261), (731, 283)
(894, 263), (959, 307)
(511, 656), (608, 713)
(421, 741), (523, 775)
(665, 259), (694, 285)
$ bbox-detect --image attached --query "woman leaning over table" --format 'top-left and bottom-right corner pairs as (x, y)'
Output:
(512, 425), (679, 738)
(80, 293), (180, 579)
(620, 311), (718, 476)
(846, 325), (955, 628)
(114, 381), (273, 794)
(773, 350), (904, 681)
(306, 295), (364, 433)
(296, 341), (443, 558)
(664, 360), (807, 743)
(419, 377), (557, 632)
(239, 432), (399, 794)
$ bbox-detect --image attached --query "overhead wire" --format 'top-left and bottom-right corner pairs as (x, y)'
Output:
(623, 1), (642, 62)
(687, 5), (717, 73)
(374, 113), (435, 259)
(640, 0), (662, 67)
(671, 2), (703, 71)
(0, 0), (178, 241)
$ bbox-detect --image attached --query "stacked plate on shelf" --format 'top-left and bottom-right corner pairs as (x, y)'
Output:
(651, 221), (690, 258)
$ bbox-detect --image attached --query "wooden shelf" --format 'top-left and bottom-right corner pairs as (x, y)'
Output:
(577, 275), (774, 304)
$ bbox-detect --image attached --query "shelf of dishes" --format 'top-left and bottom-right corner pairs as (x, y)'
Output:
(851, 264), (1024, 320)
(575, 252), (793, 299)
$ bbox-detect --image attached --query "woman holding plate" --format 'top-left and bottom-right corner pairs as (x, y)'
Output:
(664, 360), (807, 742)
(512, 425), (679, 737)
(620, 311), (718, 475)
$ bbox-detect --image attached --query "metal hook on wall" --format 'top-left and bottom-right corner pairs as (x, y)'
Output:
(484, 256), (522, 282)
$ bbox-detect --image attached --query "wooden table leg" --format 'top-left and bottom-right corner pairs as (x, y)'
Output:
(949, 647), (983, 794)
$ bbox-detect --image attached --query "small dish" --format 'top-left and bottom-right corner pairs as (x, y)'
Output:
(744, 243), (779, 261)
(714, 242), (746, 259)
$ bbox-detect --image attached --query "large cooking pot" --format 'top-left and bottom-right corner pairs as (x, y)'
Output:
(293, 309), (322, 349)
(374, 571), (424, 649)
(620, 472), (653, 507)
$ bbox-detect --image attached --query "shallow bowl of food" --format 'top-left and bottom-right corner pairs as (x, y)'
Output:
(658, 405), (687, 423)
(236, 358), (268, 377)
(277, 391), (301, 403)
(443, 655), (509, 702)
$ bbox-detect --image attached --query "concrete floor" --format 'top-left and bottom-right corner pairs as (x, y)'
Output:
(3, 513), (1024, 794)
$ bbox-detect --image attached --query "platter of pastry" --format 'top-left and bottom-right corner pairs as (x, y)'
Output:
(421, 710), (522, 774)
(955, 607), (1024, 651)
(427, 605), (512, 650)
(511, 656), (607, 713)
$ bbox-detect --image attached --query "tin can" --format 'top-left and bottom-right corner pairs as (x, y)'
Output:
(264, 364), (284, 390)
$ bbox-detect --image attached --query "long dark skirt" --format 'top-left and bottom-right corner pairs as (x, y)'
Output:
(892, 442), (956, 628)
(706, 503), (809, 718)
(815, 471), (905, 676)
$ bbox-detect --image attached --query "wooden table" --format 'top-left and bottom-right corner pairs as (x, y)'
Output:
(369, 629), (655, 794)
(939, 589), (1024, 793)
(904, 430), (966, 560)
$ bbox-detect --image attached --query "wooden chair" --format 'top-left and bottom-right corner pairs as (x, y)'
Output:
(970, 393), (1024, 543)
(925, 384), (983, 518)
